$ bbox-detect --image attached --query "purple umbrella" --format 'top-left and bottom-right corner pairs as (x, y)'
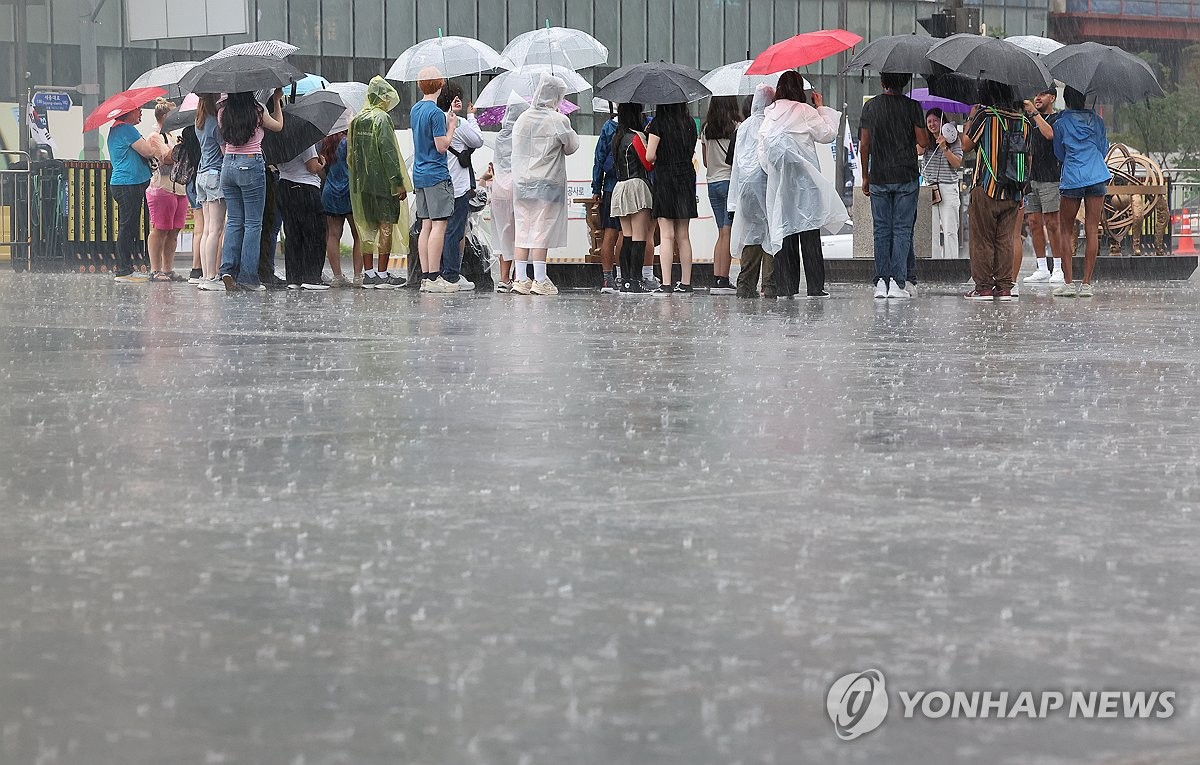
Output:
(911, 87), (972, 114)
(476, 99), (579, 127)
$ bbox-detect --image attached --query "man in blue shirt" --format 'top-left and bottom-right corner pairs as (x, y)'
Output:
(590, 105), (621, 293)
(410, 67), (459, 293)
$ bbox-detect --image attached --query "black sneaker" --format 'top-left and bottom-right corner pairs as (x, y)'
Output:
(385, 275), (407, 289)
(188, 268), (203, 284)
(673, 282), (694, 295)
(710, 277), (735, 295)
(621, 280), (648, 295)
(362, 273), (382, 289)
(651, 284), (674, 297)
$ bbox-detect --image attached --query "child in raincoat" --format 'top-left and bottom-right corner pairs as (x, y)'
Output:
(729, 85), (776, 298)
(511, 74), (581, 295)
(757, 71), (848, 298)
(348, 76), (414, 289)
(489, 99), (530, 293)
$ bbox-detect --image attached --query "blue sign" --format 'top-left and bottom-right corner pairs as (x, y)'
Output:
(32, 91), (73, 111)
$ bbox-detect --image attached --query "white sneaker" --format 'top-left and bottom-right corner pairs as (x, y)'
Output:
(905, 281), (917, 295)
(301, 282), (331, 290)
(1010, 282), (1020, 297)
(1048, 270), (1066, 284)
(511, 278), (533, 295)
(455, 276), (475, 291)
(886, 279), (910, 299)
(1024, 269), (1052, 283)
(873, 280), (888, 299)
(530, 278), (559, 296)
(197, 276), (223, 291)
(427, 276), (458, 293)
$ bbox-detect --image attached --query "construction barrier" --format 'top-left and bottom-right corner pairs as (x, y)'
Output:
(63, 160), (149, 273)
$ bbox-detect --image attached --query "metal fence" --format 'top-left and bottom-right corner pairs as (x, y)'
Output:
(0, 151), (32, 269)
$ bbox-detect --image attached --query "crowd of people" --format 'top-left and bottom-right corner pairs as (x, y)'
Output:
(103, 68), (1111, 300)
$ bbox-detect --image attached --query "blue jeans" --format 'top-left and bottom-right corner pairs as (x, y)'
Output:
(870, 180), (919, 286)
(440, 192), (471, 282)
(707, 180), (730, 228)
(219, 153), (266, 287)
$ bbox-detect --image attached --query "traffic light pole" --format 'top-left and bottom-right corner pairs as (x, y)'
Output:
(80, 0), (107, 160)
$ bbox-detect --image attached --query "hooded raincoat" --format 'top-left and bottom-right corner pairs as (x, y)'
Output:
(729, 85), (774, 255)
(757, 94), (848, 255)
(348, 76), (414, 251)
(489, 99), (530, 259)
(511, 74), (581, 250)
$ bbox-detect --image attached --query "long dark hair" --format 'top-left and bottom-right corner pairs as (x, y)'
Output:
(614, 101), (644, 152)
(436, 80), (463, 111)
(702, 96), (741, 140)
(651, 102), (696, 151)
(220, 91), (263, 148)
(775, 71), (808, 104)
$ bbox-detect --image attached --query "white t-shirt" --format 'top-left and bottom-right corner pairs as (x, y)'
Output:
(703, 136), (734, 183)
(448, 114), (484, 198)
(278, 146), (320, 187)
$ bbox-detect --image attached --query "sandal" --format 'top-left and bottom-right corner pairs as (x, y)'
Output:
(149, 272), (172, 283)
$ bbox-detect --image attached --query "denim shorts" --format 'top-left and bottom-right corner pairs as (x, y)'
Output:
(196, 169), (223, 204)
(708, 180), (731, 228)
(1061, 181), (1108, 200)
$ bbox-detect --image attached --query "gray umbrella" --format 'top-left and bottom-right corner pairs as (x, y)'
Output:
(595, 62), (710, 106)
(1043, 42), (1164, 104)
(178, 55), (303, 95)
(844, 34), (937, 75)
(262, 90), (347, 164)
(927, 34), (1052, 98)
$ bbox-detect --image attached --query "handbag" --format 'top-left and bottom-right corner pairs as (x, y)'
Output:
(931, 184), (942, 205)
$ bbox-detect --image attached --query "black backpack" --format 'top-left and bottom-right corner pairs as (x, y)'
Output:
(980, 108), (1030, 193)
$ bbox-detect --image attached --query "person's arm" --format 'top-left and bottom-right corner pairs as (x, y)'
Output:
(1053, 119), (1066, 163)
(914, 121), (930, 149)
(458, 105), (484, 149)
(262, 90), (284, 133)
(942, 140), (964, 170)
(560, 125), (580, 156)
(304, 155), (324, 176)
(1023, 101), (1055, 140)
(960, 111), (982, 153)
(645, 132), (660, 164)
(592, 124), (612, 196)
(858, 127), (872, 196)
(433, 110), (456, 153)
(702, 139), (709, 168)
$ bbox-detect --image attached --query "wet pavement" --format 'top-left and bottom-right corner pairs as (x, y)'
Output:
(2, 271), (1199, 765)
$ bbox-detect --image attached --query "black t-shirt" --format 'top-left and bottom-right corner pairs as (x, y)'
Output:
(1029, 111), (1061, 183)
(858, 93), (925, 185)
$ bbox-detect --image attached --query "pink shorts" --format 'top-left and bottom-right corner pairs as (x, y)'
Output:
(146, 186), (188, 230)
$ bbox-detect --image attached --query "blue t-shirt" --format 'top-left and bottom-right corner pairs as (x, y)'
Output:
(107, 123), (152, 186)
(410, 99), (451, 189)
(321, 137), (351, 215)
(196, 116), (224, 174)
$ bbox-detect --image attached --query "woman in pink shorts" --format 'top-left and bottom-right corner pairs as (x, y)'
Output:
(145, 97), (190, 282)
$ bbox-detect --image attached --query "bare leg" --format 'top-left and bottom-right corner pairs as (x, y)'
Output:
(201, 200), (226, 279)
(325, 216), (344, 277)
(165, 229), (181, 273)
(376, 223), (392, 275)
(1058, 196), (1081, 283)
(1082, 195), (1104, 285)
(600, 227), (619, 273)
(147, 228), (165, 273)
(348, 215), (363, 277)
(657, 218), (675, 286)
(675, 219), (694, 285)
(426, 219), (447, 275)
(713, 225), (732, 279)
(191, 207), (204, 271)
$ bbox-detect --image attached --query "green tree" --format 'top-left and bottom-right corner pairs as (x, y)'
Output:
(1114, 45), (1200, 172)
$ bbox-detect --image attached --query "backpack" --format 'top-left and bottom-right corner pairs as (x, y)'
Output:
(169, 142), (196, 187)
(980, 108), (1030, 193)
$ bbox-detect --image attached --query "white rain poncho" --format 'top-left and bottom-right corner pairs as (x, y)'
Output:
(489, 99), (530, 258)
(511, 74), (580, 249)
(729, 85), (774, 253)
(757, 95), (849, 255)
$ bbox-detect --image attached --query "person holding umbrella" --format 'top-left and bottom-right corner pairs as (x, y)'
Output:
(646, 102), (699, 295)
(107, 106), (170, 282)
(916, 108), (964, 260)
(490, 100), (531, 293)
(1052, 86), (1111, 298)
(349, 76), (413, 290)
(218, 89), (284, 291)
(757, 71), (846, 298)
(858, 72), (929, 299)
(510, 74), (581, 296)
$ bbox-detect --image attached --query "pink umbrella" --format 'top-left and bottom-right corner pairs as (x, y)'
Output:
(477, 99), (578, 127)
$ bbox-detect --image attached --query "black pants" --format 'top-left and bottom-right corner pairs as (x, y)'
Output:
(111, 182), (148, 276)
(278, 180), (326, 285)
(777, 229), (825, 296)
(258, 168), (279, 280)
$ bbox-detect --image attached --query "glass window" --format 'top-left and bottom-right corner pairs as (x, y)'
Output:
(256, 0), (287, 45)
(353, 0), (384, 60)
(289, 0), (321, 55)
(0, 42), (13, 101)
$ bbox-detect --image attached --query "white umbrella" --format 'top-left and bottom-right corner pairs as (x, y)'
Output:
(501, 26), (608, 70)
(476, 64), (590, 109)
(130, 60), (201, 91)
(699, 60), (809, 97)
(204, 40), (299, 63)
(386, 36), (509, 81)
(325, 81), (368, 134)
(1005, 36), (1065, 57)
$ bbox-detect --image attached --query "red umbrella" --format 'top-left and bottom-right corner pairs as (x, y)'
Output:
(83, 86), (167, 132)
(746, 29), (863, 75)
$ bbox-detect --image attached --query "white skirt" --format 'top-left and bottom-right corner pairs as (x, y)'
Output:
(610, 178), (653, 218)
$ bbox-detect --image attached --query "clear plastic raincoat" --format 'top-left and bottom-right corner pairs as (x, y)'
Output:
(729, 85), (774, 254)
(757, 95), (848, 255)
(511, 74), (580, 249)
(489, 99), (530, 258)
(348, 76), (413, 251)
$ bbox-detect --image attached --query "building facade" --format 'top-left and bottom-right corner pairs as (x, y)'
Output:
(3, 0), (1050, 133)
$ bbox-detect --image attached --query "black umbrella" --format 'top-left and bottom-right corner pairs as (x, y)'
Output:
(927, 34), (1052, 98)
(1043, 42), (1164, 104)
(844, 34), (937, 75)
(595, 62), (711, 106)
(262, 90), (347, 164)
(162, 106), (194, 132)
(178, 54), (303, 95)
(925, 68), (981, 105)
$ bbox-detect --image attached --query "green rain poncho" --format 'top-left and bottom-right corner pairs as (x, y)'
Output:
(348, 76), (414, 252)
